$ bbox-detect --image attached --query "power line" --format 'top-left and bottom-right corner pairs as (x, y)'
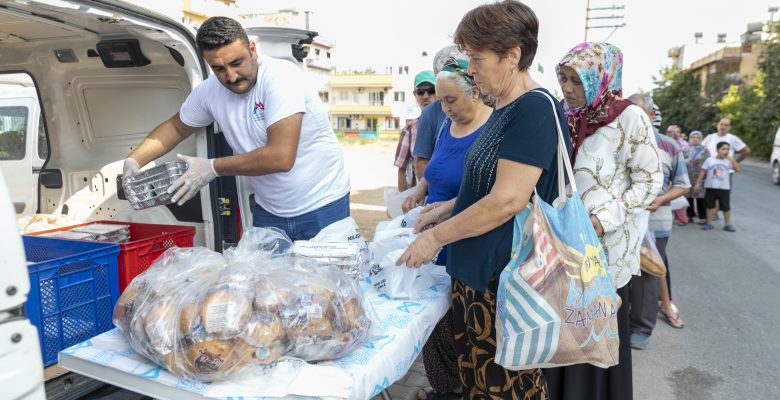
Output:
(585, 0), (626, 41)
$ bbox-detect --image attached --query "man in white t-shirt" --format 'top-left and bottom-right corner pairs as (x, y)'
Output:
(702, 118), (751, 163)
(122, 17), (350, 240)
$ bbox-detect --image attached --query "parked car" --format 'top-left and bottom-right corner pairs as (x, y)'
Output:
(772, 125), (780, 185)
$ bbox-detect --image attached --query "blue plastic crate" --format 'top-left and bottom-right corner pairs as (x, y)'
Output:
(22, 236), (120, 366)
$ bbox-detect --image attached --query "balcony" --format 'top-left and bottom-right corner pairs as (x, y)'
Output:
(329, 105), (392, 116)
(306, 57), (332, 71)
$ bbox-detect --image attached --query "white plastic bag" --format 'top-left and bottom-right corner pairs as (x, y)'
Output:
(670, 196), (688, 210)
(374, 206), (422, 233)
(307, 217), (371, 278)
(372, 249), (420, 299)
(384, 187), (417, 219)
(368, 219), (434, 299)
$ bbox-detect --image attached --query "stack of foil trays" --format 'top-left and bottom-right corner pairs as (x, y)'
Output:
(41, 223), (131, 243)
(122, 161), (188, 210)
(292, 241), (362, 281)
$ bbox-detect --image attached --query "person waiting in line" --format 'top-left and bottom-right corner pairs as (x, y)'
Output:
(685, 131), (710, 224)
(412, 46), (467, 182)
(696, 141), (740, 232)
(400, 56), (493, 400)
(544, 42), (662, 400)
(628, 95), (690, 343)
(394, 70), (437, 192)
(398, 1), (567, 398)
(667, 125), (690, 225)
(123, 17), (349, 241)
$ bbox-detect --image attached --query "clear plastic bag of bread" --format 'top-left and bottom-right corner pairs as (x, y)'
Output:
(112, 227), (374, 382)
(639, 229), (667, 278)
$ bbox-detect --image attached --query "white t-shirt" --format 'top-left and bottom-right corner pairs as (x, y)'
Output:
(179, 55), (350, 217)
(701, 156), (732, 190)
(702, 132), (746, 159)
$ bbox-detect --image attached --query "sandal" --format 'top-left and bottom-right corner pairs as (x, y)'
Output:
(660, 307), (684, 329)
(418, 387), (462, 400)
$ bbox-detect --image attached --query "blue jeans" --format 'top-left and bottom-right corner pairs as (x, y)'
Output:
(252, 194), (350, 241)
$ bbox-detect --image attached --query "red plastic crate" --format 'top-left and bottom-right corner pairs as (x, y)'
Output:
(30, 221), (195, 292)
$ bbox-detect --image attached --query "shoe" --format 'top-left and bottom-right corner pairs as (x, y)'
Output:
(660, 306), (685, 329)
(698, 219), (707, 225)
(674, 221), (687, 227)
(630, 333), (651, 350)
(723, 224), (736, 232)
(702, 224), (714, 230)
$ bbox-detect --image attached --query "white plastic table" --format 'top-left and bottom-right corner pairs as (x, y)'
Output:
(59, 267), (450, 400)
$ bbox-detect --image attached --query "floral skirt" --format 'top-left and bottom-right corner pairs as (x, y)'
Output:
(452, 278), (548, 400)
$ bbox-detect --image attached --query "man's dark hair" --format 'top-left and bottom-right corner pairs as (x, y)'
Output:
(454, 0), (539, 71)
(716, 141), (730, 151)
(196, 17), (249, 53)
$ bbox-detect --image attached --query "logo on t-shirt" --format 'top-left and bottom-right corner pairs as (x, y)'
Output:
(712, 164), (728, 179)
(252, 101), (265, 121)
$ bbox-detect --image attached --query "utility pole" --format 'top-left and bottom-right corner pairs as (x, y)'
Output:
(585, 0), (626, 42)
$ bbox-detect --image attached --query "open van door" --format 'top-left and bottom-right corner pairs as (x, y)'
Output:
(0, 75), (44, 216)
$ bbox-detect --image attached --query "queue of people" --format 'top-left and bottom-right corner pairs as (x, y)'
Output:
(119, 3), (747, 399)
(392, 1), (748, 399)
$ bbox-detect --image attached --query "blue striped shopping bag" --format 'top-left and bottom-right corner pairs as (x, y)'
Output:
(495, 90), (620, 370)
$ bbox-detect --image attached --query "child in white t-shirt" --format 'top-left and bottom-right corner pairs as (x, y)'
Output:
(694, 141), (740, 232)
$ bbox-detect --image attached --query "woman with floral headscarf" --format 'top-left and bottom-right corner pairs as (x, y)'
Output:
(543, 42), (662, 400)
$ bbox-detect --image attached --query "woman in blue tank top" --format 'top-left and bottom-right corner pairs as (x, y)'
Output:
(401, 57), (492, 400)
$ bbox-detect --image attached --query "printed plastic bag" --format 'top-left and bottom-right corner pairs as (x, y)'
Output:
(113, 227), (374, 382)
(639, 230), (667, 277)
(374, 206), (422, 233)
(303, 217), (371, 279)
(368, 215), (433, 298)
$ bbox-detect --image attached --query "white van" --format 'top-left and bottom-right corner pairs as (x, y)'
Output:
(0, 1), (320, 398)
(0, 0), (317, 253)
(771, 125), (780, 185)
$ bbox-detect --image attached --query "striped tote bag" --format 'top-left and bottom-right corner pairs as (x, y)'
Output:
(495, 90), (620, 369)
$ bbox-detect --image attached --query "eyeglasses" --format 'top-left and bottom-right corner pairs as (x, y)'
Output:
(415, 87), (435, 96)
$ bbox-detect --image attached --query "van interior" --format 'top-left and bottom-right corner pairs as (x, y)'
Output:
(0, 0), (317, 251)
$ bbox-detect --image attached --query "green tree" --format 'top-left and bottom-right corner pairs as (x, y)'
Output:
(652, 67), (719, 133)
(717, 24), (780, 159)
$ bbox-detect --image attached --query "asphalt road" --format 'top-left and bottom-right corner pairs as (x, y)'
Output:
(632, 163), (780, 400)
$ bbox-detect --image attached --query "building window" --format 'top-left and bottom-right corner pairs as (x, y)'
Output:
(386, 117), (400, 130)
(326, 52), (331, 59)
(366, 117), (378, 130)
(368, 91), (384, 106)
(393, 91), (405, 102)
(0, 106), (28, 160)
(315, 48), (320, 56)
(339, 91), (348, 102)
(353, 93), (359, 104)
(337, 117), (352, 129)
(318, 91), (329, 103)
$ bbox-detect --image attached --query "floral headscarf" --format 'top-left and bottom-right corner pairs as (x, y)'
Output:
(557, 42), (633, 162)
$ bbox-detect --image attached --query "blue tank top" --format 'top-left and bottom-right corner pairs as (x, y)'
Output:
(423, 118), (484, 266)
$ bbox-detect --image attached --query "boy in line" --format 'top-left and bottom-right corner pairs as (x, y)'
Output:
(695, 141), (740, 232)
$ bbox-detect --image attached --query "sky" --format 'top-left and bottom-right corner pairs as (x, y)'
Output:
(243, 0), (779, 96)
